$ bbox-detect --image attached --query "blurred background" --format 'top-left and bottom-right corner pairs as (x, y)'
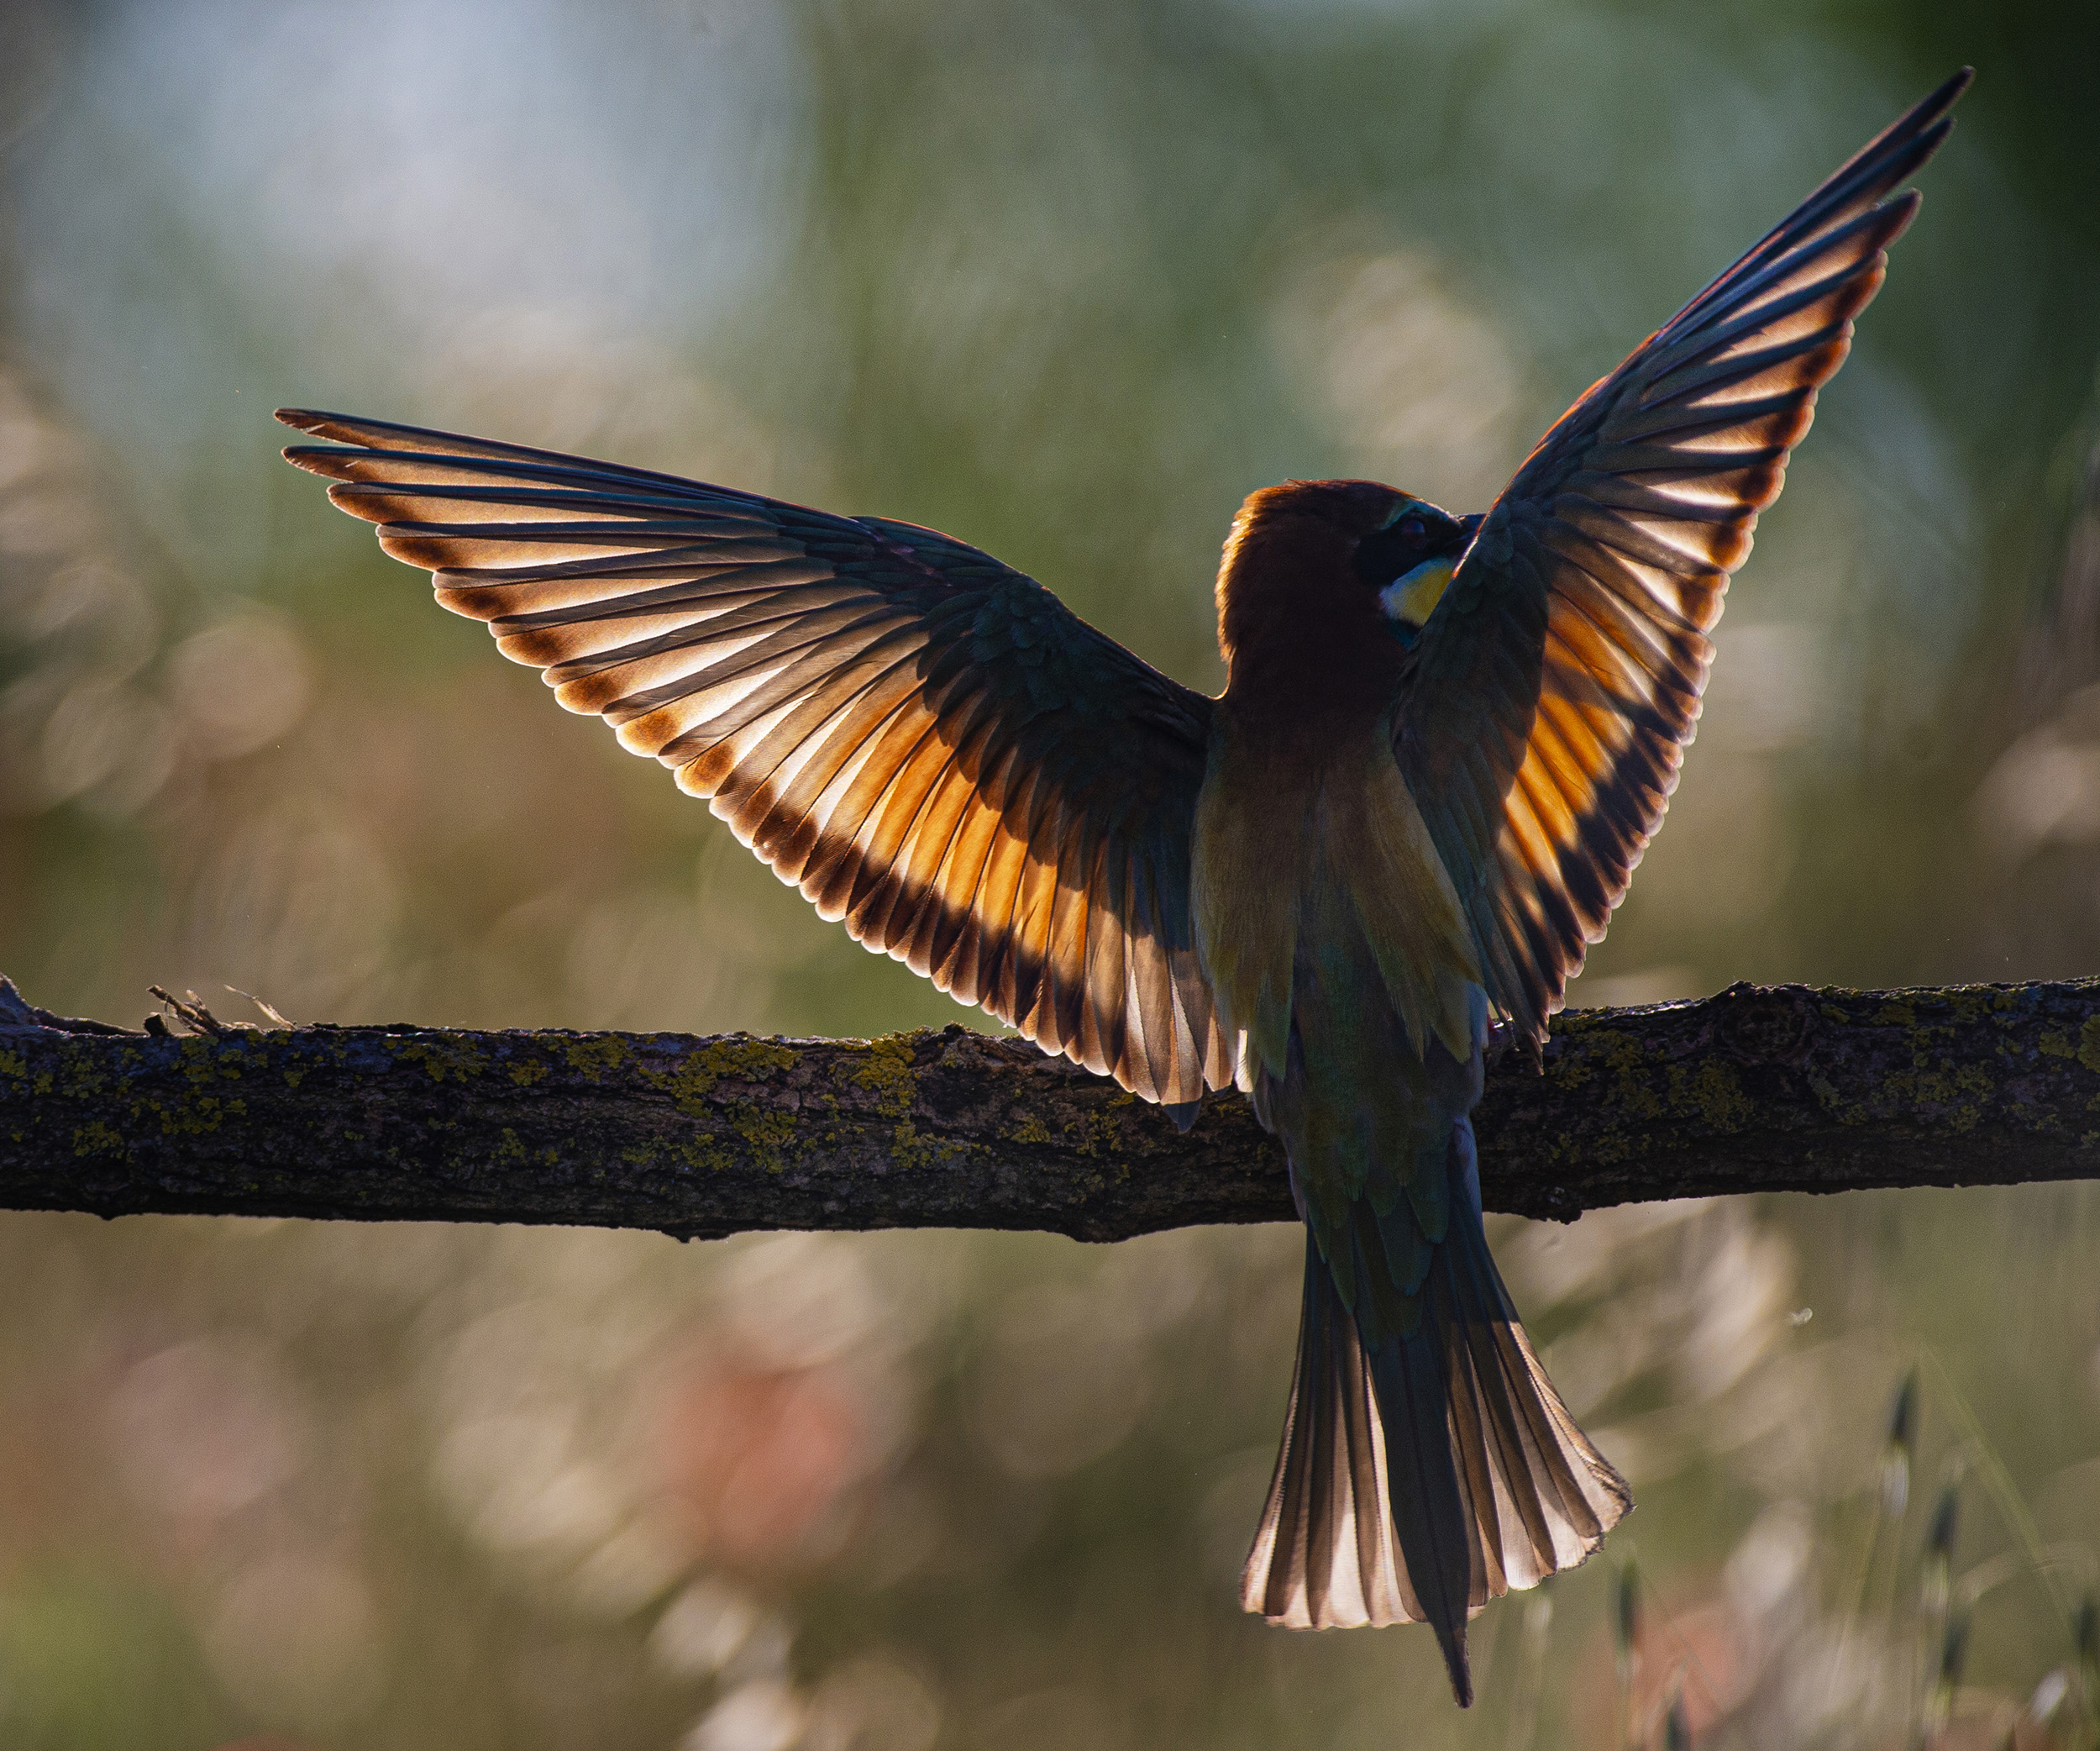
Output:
(3, 0), (2098, 1746)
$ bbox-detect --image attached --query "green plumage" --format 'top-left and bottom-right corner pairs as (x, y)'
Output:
(1257, 869), (1460, 1346)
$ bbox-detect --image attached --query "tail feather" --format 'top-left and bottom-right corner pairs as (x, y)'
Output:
(1242, 1128), (1630, 1707)
(1363, 1308), (1476, 1705)
(1243, 1247), (1407, 1628)
(1443, 1202), (1629, 1576)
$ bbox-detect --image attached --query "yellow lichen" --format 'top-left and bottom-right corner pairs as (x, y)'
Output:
(1068, 1107), (1126, 1159)
(1669, 1060), (1754, 1130)
(890, 1118), (979, 1174)
(71, 1119), (123, 1157)
(1805, 1067), (1849, 1117)
(150, 1091), (249, 1138)
(849, 1034), (921, 1118)
(729, 1104), (801, 1173)
(675, 1137), (735, 1174)
(1881, 1054), (1993, 1132)
(647, 1036), (799, 1115)
(1593, 1030), (1664, 1119)
(2079, 1016), (2100, 1076)
(562, 1036), (633, 1081)
(393, 1036), (491, 1084)
(59, 1059), (110, 1100)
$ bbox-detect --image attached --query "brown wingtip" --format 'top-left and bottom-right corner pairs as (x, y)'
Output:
(279, 440), (354, 478)
(274, 408), (333, 434)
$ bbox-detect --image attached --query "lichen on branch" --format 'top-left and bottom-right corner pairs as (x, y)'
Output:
(3, 975), (2097, 1241)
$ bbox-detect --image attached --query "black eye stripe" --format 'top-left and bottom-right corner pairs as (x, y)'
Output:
(1352, 512), (1452, 592)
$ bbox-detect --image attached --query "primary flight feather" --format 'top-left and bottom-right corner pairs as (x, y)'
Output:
(279, 67), (1967, 1705)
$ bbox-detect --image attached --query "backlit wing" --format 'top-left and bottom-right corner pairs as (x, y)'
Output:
(279, 411), (1231, 1103)
(1399, 70), (1969, 1041)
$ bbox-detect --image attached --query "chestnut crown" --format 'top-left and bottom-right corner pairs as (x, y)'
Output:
(1213, 480), (1477, 693)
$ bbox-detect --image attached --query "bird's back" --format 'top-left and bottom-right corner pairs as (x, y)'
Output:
(1192, 703), (1482, 1113)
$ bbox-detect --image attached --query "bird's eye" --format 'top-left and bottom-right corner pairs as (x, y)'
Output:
(1399, 515), (1429, 546)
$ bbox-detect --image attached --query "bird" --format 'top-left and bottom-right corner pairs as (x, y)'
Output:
(277, 69), (1968, 1706)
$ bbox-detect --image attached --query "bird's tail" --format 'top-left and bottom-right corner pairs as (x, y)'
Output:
(1239, 1121), (1630, 1706)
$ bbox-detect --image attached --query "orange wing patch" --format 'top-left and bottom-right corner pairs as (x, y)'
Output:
(280, 411), (1233, 1105)
(1402, 71), (1967, 1041)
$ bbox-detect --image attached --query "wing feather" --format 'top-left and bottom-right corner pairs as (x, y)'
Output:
(1399, 71), (1966, 1039)
(281, 409), (1223, 1100)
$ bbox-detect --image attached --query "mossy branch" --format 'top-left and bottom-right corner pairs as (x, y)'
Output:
(3, 974), (2098, 1242)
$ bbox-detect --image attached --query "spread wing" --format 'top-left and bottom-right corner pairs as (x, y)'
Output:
(1399, 69), (1969, 1042)
(278, 411), (1232, 1104)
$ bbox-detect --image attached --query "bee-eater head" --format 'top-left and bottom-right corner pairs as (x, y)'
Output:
(1214, 480), (1476, 701)
(1353, 498), (1480, 646)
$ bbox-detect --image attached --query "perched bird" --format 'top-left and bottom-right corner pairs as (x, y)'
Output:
(279, 70), (1967, 1705)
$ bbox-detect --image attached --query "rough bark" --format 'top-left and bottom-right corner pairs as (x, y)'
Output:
(3, 974), (2097, 1243)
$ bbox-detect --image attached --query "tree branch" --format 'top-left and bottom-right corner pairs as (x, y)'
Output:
(3, 974), (2097, 1242)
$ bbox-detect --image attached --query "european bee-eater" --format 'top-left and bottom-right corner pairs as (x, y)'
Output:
(279, 69), (1966, 1705)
